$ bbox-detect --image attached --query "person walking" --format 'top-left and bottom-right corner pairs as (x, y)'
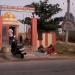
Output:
(19, 35), (23, 44)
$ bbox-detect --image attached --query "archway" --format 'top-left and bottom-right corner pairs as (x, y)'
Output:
(0, 5), (37, 50)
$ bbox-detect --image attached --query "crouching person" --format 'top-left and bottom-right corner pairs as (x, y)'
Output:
(38, 45), (45, 53)
(47, 44), (55, 55)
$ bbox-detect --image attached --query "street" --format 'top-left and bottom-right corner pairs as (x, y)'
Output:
(0, 60), (75, 75)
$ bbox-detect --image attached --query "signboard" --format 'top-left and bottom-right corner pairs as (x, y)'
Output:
(63, 21), (75, 31)
(0, 5), (35, 12)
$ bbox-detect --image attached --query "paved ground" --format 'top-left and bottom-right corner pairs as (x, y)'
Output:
(0, 51), (75, 63)
(0, 45), (75, 63)
(0, 60), (75, 75)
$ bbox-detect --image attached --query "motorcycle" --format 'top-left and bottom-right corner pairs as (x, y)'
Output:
(10, 36), (26, 59)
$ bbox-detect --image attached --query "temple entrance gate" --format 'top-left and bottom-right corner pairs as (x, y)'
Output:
(0, 5), (37, 50)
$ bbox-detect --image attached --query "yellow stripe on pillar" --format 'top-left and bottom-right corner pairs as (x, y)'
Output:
(48, 33), (52, 46)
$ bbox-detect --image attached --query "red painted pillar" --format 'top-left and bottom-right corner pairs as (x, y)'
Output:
(45, 32), (48, 47)
(31, 18), (37, 48)
(6, 25), (9, 45)
(52, 32), (56, 46)
(0, 16), (2, 49)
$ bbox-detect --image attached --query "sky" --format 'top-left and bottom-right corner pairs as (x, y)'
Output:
(0, 0), (75, 20)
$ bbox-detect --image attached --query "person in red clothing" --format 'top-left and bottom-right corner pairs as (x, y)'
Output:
(47, 44), (55, 55)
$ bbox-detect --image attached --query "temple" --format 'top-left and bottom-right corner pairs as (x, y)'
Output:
(62, 0), (75, 43)
(0, 7), (56, 52)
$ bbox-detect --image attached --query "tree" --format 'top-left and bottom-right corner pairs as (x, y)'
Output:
(19, 1), (63, 33)
(18, 17), (31, 25)
(24, 1), (63, 32)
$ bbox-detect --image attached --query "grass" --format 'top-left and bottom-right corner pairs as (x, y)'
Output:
(56, 41), (75, 55)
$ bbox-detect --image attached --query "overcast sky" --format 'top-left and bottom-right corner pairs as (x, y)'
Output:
(0, 0), (75, 20)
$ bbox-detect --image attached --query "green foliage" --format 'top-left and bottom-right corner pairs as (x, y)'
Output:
(20, 1), (63, 32)
(37, 17), (63, 32)
(56, 42), (75, 55)
(24, 17), (31, 25)
(18, 17), (31, 25)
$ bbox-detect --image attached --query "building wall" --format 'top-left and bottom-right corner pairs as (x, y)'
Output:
(37, 32), (56, 48)
(42, 33), (52, 47)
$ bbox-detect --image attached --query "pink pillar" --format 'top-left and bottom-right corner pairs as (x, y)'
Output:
(39, 40), (42, 46)
(0, 16), (2, 49)
(6, 25), (9, 45)
(31, 18), (37, 48)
